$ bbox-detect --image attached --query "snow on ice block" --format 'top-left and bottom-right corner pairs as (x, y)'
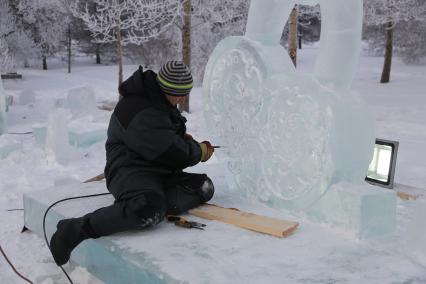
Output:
(68, 118), (107, 148)
(0, 135), (21, 159)
(306, 182), (397, 238)
(23, 181), (300, 284)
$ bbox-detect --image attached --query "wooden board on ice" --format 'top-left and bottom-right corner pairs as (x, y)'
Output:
(189, 204), (299, 238)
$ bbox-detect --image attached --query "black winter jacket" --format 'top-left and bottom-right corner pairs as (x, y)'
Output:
(104, 66), (202, 195)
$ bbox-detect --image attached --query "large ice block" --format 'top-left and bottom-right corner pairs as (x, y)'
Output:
(305, 182), (396, 238)
(0, 78), (6, 134)
(23, 183), (178, 284)
(68, 118), (107, 148)
(404, 197), (426, 267)
(0, 134), (21, 159)
(18, 89), (36, 105)
(67, 86), (96, 118)
(23, 180), (300, 284)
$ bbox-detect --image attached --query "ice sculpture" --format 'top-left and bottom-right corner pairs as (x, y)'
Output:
(0, 78), (6, 135)
(203, 0), (397, 236)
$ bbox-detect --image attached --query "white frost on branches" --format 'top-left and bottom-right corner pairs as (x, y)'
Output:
(364, 0), (426, 62)
(0, 1), (16, 72)
(0, 39), (14, 73)
(70, 0), (181, 45)
(364, 0), (426, 25)
(17, 0), (70, 59)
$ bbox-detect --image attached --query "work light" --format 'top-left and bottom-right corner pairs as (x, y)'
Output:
(365, 139), (399, 189)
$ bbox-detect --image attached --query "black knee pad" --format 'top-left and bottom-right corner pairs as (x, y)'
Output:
(200, 176), (214, 202)
(126, 192), (167, 227)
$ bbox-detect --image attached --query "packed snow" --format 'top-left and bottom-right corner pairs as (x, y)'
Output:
(0, 47), (425, 283)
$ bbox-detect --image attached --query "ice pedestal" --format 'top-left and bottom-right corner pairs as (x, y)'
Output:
(305, 183), (396, 238)
(24, 180), (300, 284)
(23, 182), (178, 284)
(404, 197), (426, 267)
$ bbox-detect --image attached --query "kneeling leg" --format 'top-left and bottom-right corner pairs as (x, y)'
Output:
(165, 173), (214, 215)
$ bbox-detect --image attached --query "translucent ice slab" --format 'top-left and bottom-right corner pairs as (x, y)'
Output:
(306, 182), (396, 238)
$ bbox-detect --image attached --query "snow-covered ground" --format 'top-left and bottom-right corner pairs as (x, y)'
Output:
(1, 47), (425, 283)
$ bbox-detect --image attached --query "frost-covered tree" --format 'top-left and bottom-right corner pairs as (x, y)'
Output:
(0, 1), (15, 72)
(8, 0), (69, 70)
(190, 0), (249, 84)
(70, 0), (181, 86)
(0, 39), (14, 73)
(364, 0), (426, 83)
(298, 4), (321, 44)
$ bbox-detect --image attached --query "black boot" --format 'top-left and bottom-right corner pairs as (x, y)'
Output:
(49, 217), (99, 266)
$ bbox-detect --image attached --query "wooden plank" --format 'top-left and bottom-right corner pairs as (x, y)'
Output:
(394, 183), (424, 201)
(397, 191), (423, 201)
(189, 204), (299, 238)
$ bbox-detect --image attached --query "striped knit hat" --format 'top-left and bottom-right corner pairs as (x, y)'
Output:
(157, 61), (193, 97)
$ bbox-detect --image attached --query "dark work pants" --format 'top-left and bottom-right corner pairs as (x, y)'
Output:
(85, 172), (212, 237)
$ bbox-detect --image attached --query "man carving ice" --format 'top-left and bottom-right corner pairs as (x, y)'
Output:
(50, 61), (215, 266)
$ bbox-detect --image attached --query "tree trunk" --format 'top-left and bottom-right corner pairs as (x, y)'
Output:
(179, 0), (191, 113)
(298, 33), (302, 49)
(380, 21), (393, 83)
(67, 24), (71, 74)
(42, 56), (47, 70)
(288, 6), (298, 67)
(96, 44), (101, 64)
(116, 27), (123, 89)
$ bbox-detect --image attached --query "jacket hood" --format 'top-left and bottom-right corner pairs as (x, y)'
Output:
(118, 66), (172, 110)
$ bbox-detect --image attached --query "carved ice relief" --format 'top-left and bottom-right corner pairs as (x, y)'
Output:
(203, 0), (376, 211)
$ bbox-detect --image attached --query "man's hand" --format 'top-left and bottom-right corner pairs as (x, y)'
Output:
(199, 141), (214, 162)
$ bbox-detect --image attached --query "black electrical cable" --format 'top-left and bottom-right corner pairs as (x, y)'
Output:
(42, 192), (111, 284)
(0, 245), (33, 284)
